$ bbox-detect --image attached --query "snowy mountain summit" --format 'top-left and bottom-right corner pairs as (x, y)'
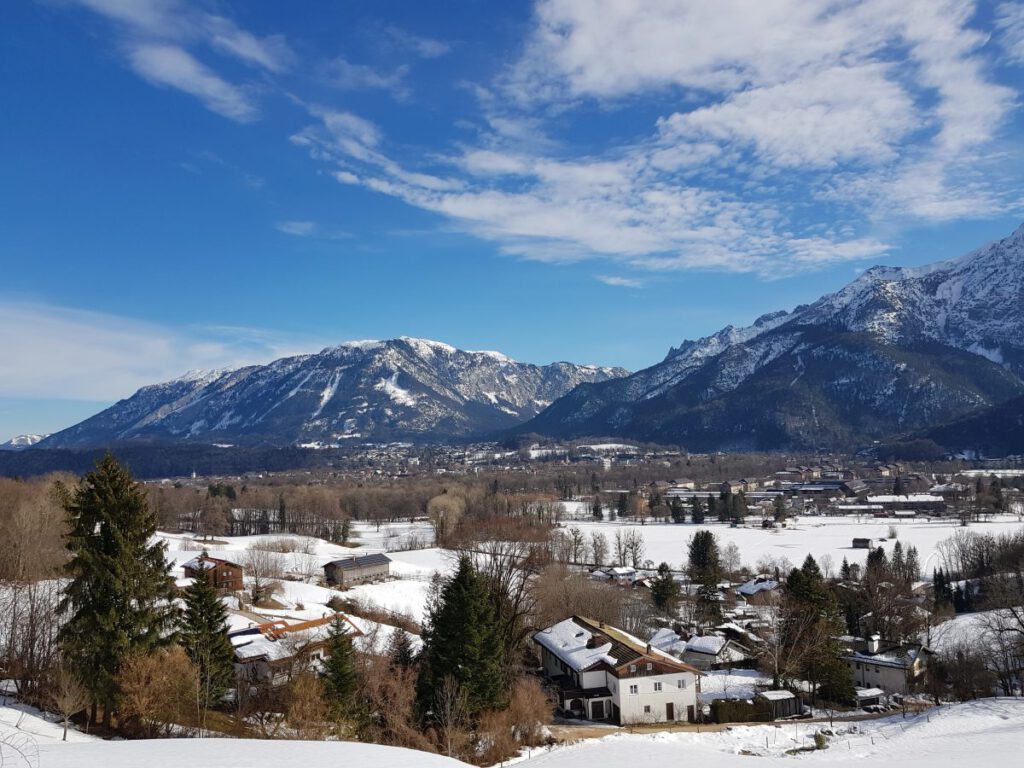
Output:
(524, 223), (1024, 451)
(0, 434), (50, 450)
(42, 338), (627, 448)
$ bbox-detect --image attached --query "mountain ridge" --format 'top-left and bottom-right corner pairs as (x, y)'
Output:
(520, 222), (1024, 451)
(41, 338), (628, 448)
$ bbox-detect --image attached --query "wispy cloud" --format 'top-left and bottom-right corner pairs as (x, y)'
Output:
(0, 301), (327, 401)
(996, 2), (1024, 64)
(128, 43), (258, 122)
(286, 0), (1020, 276)
(274, 220), (352, 239)
(64, 0), (294, 120)
(322, 57), (410, 97)
(275, 220), (316, 236)
(596, 275), (643, 288)
(380, 25), (451, 58)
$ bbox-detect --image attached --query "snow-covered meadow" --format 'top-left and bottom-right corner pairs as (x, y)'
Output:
(5, 696), (1022, 768)
(557, 509), (1024, 573)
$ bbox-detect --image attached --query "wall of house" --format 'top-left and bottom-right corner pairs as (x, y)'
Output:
(847, 659), (912, 694)
(611, 671), (698, 724)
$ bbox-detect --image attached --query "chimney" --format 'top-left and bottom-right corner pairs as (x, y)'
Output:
(646, 643), (651, 655)
(868, 634), (881, 654)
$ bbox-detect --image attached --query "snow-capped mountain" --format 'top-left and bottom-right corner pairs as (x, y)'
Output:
(41, 337), (627, 448)
(524, 223), (1024, 451)
(0, 434), (50, 450)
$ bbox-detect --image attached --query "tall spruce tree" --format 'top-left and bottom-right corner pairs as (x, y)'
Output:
(687, 530), (720, 584)
(59, 454), (177, 727)
(416, 554), (505, 719)
(386, 626), (417, 670)
(650, 562), (680, 613)
(180, 563), (236, 709)
(321, 615), (359, 718)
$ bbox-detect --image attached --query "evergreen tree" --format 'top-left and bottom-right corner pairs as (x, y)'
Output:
(691, 497), (706, 524)
(180, 562), (235, 709)
(650, 562), (680, 614)
(616, 493), (629, 518)
(321, 615), (359, 718)
(891, 541), (906, 581)
(416, 555), (505, 719)
(695, 579), (722, 625)
(839, 557), (852, 581)
(278, 493), (288, 534)
(687, 530), (720, 585)
(773, 495), (787, 522)
(592, 495), (603, 521)
(865, 546), (888, 579)
(59, 454), (177, 727)
(670, 496), (686, 524)
(386, 626), (417, 670)
(706, 495), (717, 520)
(906, 547), (920, 582)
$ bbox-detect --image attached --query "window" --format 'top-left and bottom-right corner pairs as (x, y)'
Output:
(677, 679), (687, 689)
(653, 682), (662, 692)
(643, 705), (651, 714)
(646, 663), (653, 671)
(629, 664), (636, 672)
(629, 684), (638, 694)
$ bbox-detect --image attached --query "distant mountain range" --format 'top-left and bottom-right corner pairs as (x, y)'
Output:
(0, 434), (50, 450)
(520, 223), (1024, 453)
(27, 224), (1024, 458)
(40, 338), (627, 448)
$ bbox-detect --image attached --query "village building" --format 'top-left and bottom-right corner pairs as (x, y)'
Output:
(534, 616), (702, 724)
(323, 553), (391, 586)
(182, 553), (243, 591)
(230, 613), (362, 685)
(841, 634), (932, 694)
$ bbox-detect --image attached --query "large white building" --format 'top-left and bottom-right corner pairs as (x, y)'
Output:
(534, 615), (702, 725)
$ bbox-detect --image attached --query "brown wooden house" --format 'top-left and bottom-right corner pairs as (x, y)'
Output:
(183, 553), (244, 591)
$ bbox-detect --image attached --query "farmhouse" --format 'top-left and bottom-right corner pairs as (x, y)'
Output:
(534, 615), (702, 724)
(324, 553), (391, 586)
(182, 553), (243, 591)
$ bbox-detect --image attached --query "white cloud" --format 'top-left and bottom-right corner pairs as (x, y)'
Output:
(65, 0), (294, 119)
(597, 275), (644, 288)
(275, 220), (316, 236)
(381, 25), (451, 59)
(282, 0), (1020, 277)
(203, 14), (294, 73)
(0, 302), (325, 401)
(323, 57), (410, 96)
(996, 2), (1024, 64)
(128, 44), (258, 122)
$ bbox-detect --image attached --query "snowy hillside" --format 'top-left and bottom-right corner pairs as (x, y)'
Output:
(41, 337), (626, 448)
(525, 223), (1024, 450)
(9, 697), (1022, 768)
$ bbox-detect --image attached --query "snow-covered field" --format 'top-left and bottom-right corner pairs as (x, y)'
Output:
(5, 697), (1021, 768)
(518, 698), (1024, 768)
(557, 512), (1024, 573)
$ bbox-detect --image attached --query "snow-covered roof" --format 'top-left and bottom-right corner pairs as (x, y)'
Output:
(534, 617), (618, 672)
(685, 635), (727, 656)
(866, 494), (943, 503)
(535, 616), (700, 675)
(649, 627), (688, 656)
(757, 689), (796, 701)
(856, 687), (886, 698)
(737, 577), (779, 596)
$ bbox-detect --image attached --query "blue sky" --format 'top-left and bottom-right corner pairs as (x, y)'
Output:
(2, 0), (1024, 440)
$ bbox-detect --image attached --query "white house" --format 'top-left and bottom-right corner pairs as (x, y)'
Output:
(534, 615), (702, 725)
(840, 634), (932, 694)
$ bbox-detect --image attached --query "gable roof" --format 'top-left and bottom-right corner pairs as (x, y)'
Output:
(325, 553), (392, 570)
(534, 615), (701, 676)
(183, 554), (242, 570)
